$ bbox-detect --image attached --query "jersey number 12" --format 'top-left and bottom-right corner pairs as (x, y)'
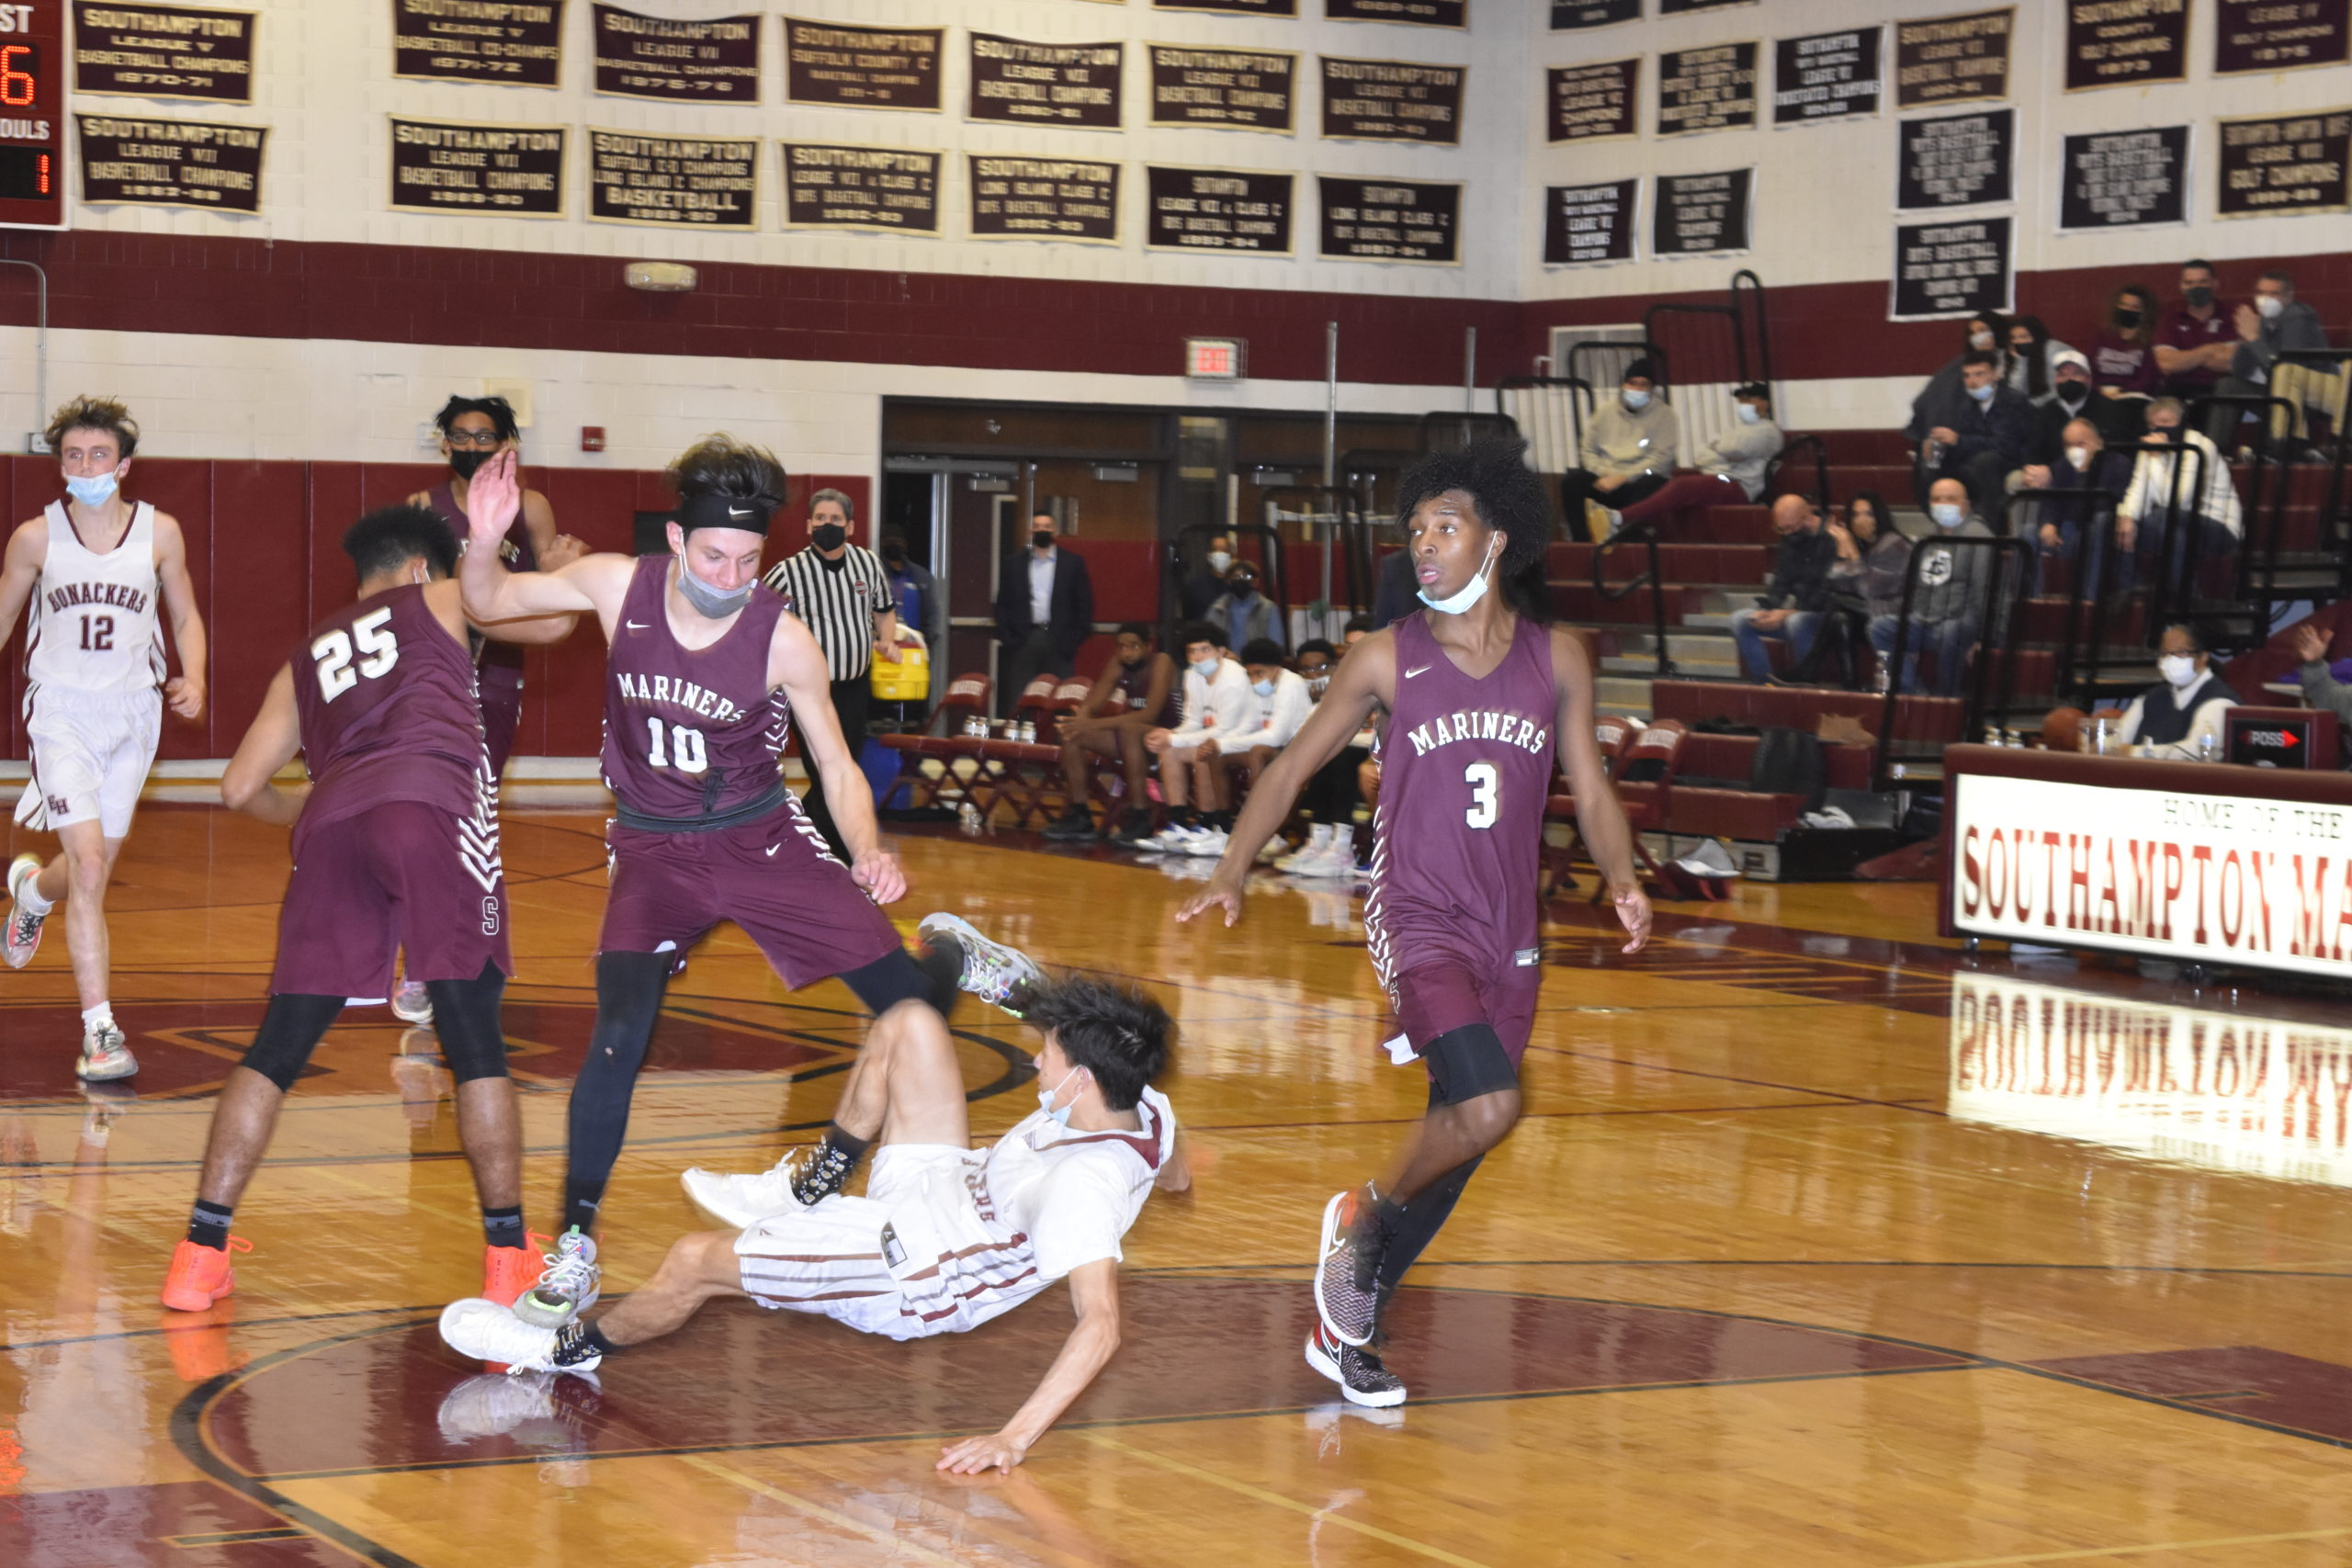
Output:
(311, 607), (400, 700)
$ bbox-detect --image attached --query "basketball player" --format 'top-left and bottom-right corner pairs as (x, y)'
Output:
(438, 976), (1183, 1477)
(161, 504), (538, 1314)
(0, 397), (208, 1083)
(395, 394), (587, 1027)
(451, 444), (1032, 1328)
(1177, 438), (1652, 1406)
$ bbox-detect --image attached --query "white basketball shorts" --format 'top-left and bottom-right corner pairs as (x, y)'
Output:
(16, 687), (164, 838)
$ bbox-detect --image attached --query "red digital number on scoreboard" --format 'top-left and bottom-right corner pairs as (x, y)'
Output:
(0, 2), (64, 229)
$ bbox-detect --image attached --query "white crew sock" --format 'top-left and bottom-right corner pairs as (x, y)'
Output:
(82, 1003), (114, 1035)
(16, 874), (53, 916)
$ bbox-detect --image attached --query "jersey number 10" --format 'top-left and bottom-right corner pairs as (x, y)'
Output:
(312, 607), (400, 700)
(644, 718), (708, 773)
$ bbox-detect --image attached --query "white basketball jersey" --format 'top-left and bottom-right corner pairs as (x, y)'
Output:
(25, 501), (165, 695)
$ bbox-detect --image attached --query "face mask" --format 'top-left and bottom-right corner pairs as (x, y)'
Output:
(1306, 672), (1331, 697)
(1191, 656), (1220, 679)
(1035, 1065), (1083, 1127)
(1622, 389), (1650, 411)
(2057, 381), (2088, 406)
(1206, 550), (1232, 574)
(2257, 296), (2284, 321)
(2065, 446), (2091, 470)
(448, 448), (492, 481)
(881, 548), (906, 569)
(1032, 529), (1055, 550)
(2184, 285), (2214, 308)
(810, 523), (846, 551)
(2113, 309), (2142, 330)
(1736, 403), (1761, 424)
(1229, 581), (1256, 601)
(1251, 678), (1275, 697)
(674, 555), (754, 619)
(1418, 536), (1502, 615)
(2159, 653), (2199, 688)
(64, 472), (119, 508)
(1968, 382), (1996, 402)
(1931, 502), (1964, 528)
(1969, 330), (1994, 350)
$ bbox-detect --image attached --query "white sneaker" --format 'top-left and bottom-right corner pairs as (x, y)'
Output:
(1181, 828), (1230, 859)
(1276, 824), (1335, 873)
(390, 980), (435, 1025)
(438, 1297), (600, 1374)
(5, 854), (47, 969)
(1299, 838), (1358, 879)
(76, 1023), (137, 1082)
(512, 1228), (601, 1329)
(681, 1156), (806, 1230)
(918, 912), (1046, 1015)
(1138, 824), (1198, 852)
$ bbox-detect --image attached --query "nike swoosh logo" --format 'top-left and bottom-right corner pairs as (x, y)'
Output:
(626, 621), (649, 630)
(765, 844), (780, 857)
(729, 506), (753, 519)
(1404, 665), (1430, 679)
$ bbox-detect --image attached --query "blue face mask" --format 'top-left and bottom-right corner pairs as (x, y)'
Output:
(1931, 502), (1965, 528)
(65, 472), (119, 508)
(1418, 536), (1502, 615)
(1968, 382), (1996, 403)
(1622, 389), (1650, 411)
(1192, 656), (1220, 679)
(1252, 678), (1275, 697)
(1035, 1064), (1083, 1127)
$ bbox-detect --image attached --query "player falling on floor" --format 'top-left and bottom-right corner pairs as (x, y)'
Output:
(393, 393), (587, 1027)
(161, 505), (550, 1314)
(1178, 437), (1652, 1407)
(451, 442), (1033, 1328)
(439, 974), (1186, 1477)
(1, 396), (208, 1082)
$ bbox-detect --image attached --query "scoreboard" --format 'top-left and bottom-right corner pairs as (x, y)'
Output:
(0, 0), (62, 230)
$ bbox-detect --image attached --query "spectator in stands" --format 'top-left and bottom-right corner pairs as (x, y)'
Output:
(1277, 638), (1377, 878)
(2118, 397), (2240, 589)
(1201, 636), (1312, 810)
(1906, 312), (2007, 457)
(1728, 494), (1835, 682)
(1182, 533), (1234, 619)
(2290, 620), (2352, 735)
(994, 511), (1094, 715)
(878, 531), (945, 705)
(1611, 383), (1784, 533)
(1918, 351), (2033, 515)
(1826, 492), (1910, 684)
(2091, 284), (2164, 410)
(1559, 358), (1679, 538)
(2217, 269), (2335, 455)
(2017, 416), (2132, 595)
(1340, 615), (1375, 647)
(1204, 559), (1283, 652)
(1139, 623), (1253, 854)
(2155, 259), (2237, 433)
(1870, 477), (1992, 695)
(2022, 351), (2128, 468)
(2005, 315), (2074, 407)
(1043, 622), (1177, 844)
(2115, 622), (2237, 760)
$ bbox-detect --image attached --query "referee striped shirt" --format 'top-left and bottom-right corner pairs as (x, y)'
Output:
(765, 542), (894, 682)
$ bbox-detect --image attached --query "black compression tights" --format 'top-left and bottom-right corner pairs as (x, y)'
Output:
(562, 951), (673, 1235)
(1374, 1084), (1488, 1308)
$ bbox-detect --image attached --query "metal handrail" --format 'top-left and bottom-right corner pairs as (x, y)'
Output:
(1772, 433), (1832, 512)
(1166, 519), (1291, 637)
(1590, 520), (1675, 677)
(1998, 479), (2125, 708)
(1871, 531), (2030, 793)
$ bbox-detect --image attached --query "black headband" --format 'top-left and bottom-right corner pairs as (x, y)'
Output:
(676, 491), (775, 536)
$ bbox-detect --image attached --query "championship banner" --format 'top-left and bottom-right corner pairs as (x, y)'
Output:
(1893, 214), (2011, 318)
(1552, 0), (1638, 25)
(72, 3), (255, 102)
(1951, 770), (2352, 981)
(2060, 125), (2188, 229)
(782, 143), (940, 232)
(1148, 45), (1295, 133)
(1897, 107), (2014, 209)
(1144, 165), (1292, 254)
(1657, 42), (1757, 137)
(783, 18), (941, 112)
(1325, 0), (1466, 25)
(393, 0), (561, 87)
(1662, 0), (1752, 9)
(2215, 108), (2351, 218)
(1543, 177), (1637, 265)
(2214, 0), (2349, 73)
(1320, 56), (1463, 144)
(1547, 59), (1638, 143)
(586, 129), (754, 228)
(390, 117), (565, 216)
(77, 112), (262, 210)
(1317, 175), (1459, 264)
(2063, 0), (2188, 91)
(1894, 7), (2012, 108)
(967, 155), (1118, 243)
(1652, 167), (1749, 254)
(1773, 27), (1881, 125)
(967, 35), (1122, 129)
(591, 6), (758, 103)
(1153, 0), (1296, 12)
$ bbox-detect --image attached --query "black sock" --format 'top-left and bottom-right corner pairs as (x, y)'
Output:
(188, 1200), (233, 1251)
(1172, 807), (1199, 829)
(911, 939), (964, 1015)
(822, 1122), (874, 1166)
(481, 1203), (526, 1250)
(1207, 811), (1235, 830)
(553, 1321), (616, 1366)
(562, 1181), (603, 1238)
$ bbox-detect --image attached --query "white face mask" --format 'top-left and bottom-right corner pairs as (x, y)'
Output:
(1931, 502), (1964, 528)
(65, 472), (119, 508)
(1035, 1064), (1083, 1127)
(1969, 330), (1995, 350)
(1417, 534), (1503, 615)
(2064, 446), (2091, 469)
(2257, 295), (2284, 321)
(1191, 655), (1221, 679)
(2159, 653), (2199, 688)
(1968, 382), (1996, 403)
(1736, 403), (1761, 424)
(1205, 550), (1231, 575)
(1251, 678), (1275, 697)
(1622, 389), (1650, 411)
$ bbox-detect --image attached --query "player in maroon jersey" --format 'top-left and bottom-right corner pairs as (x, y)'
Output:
(161, 504), (553, 1316)
(452, 443), (1028, 1329)
(1178, 438), (1652, 1406)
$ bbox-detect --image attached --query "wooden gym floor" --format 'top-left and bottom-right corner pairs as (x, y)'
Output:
(7, 802), (2352, 1567)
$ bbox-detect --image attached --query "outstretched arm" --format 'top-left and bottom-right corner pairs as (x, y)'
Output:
(1554, 630), (1650, 953)
(220, 664), (305, 825)
(769, 611), (906, 905)
(937, 1259), (1122, 1474)
(153, 513), (208, 721)
(459, 453), (621, 628)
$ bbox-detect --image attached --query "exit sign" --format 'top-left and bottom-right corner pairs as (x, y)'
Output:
(1184, 337), (1245, 381)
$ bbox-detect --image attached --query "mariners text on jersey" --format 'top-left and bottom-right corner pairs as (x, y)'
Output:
(1403, 708), (1553, 758)
(45, 581), (151, 615)
(611, 671), (744, 723)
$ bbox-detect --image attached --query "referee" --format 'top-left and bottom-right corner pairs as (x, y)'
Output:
(763, 488), (899, 862)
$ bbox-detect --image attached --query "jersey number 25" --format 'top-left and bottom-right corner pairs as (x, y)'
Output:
(311, 607), (399, 700)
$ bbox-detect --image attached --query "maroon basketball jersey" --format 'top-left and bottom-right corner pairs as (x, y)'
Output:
(1364, 612), (1556, 989)
(426, 480), (535, 676)
(292, 584), (489, 853)
(602, 554), (791, 824)
(1114, 654), (1178, 728)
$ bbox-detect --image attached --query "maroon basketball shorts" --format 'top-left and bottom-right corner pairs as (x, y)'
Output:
(477, 661), (523, 780)
(598, 801), (900, 986)
(1388, 954), (1543, 1074)
(271, 801), (513, 1000)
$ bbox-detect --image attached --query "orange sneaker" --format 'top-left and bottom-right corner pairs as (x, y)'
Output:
(483, 1240), (543, 1307)
(161, 1235), (250, 1313)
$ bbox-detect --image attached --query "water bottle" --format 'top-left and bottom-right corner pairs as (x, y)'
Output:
(2197, 729), (2218, 762)
(958, 799), (982, 834)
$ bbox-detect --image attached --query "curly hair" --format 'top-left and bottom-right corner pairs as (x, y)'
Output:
(343, 503), (459, 581)
(1394, 436), (1552, 622)
(46, 395), (139, 460)
(432, 394), (520, 443)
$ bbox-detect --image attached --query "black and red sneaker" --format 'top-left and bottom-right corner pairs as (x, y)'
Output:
(1305, 1320), (1406, 1408)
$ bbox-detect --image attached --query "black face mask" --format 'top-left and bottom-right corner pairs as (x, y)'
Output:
(2057, 382), (2088, 405)
(881, 547), (906, 569)
(2113, 309), (2143, 330)
(2184, 285), (2214, 308)
(1230, 581), (1256, 601)
(811, 523), (846, 551)
(1031, 530), (1054, 551)
(448, 448), (491, 480)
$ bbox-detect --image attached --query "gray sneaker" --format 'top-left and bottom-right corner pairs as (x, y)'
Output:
(76, 1024), (137, 1083)
(918, 912), (1046, 1017)
(513, 1227), (602, 1329)
(5, 854), (47, 969)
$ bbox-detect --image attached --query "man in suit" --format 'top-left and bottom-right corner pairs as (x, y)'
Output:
(995, 512), (1094, 714)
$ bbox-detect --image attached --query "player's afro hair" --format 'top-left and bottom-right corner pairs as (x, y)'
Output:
(1395, 436), (1553, 622)
(1025, 976), (1171, 1112)
(432, 394), (521, 443)
(665, 433), (789, 510)
(343, 503), (459, 582)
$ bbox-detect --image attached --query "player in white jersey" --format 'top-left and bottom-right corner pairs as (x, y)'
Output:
(0, 398), (208, 1081)
(439, 970), (1187, 1475)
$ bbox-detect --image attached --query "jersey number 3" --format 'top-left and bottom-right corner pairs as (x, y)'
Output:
(1464, 760), (1498, 829)
(312, 607), (400, 700)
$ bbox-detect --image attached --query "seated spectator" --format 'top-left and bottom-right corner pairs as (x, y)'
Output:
(2091, 283), (2164, 408)
(1611, 383), (1784, 532)
(1181, 533), (1235, 619)
(1905, 312), (2007, 453)
(2006, 315), (2075, 407)
(1560, 358), (1679, 539)
(2116, 623), (2236, 759)
(2217, 268), (2337, 453)
(2118, 397), (2240, 591)
(1821, 492), (1910, 684)
(1043, 622), (1178, 844)
(2155, 259), (2238, 434)
(1204, 559), (1283, 653)
(1870, 477), (1993, 696)
(1199, 636), (1312, 809)
(1917, 351), (2032, 515)
(1340, 615), (1375, 648)
(1728, 494), (1835, 682)
(2291, 620), (2352, 737)
(1280, 638), (1376, 874)
(1140, 624), (1254, 853)
(2032, 349), (2140, 457)
(2016, 416), (2132, 595)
